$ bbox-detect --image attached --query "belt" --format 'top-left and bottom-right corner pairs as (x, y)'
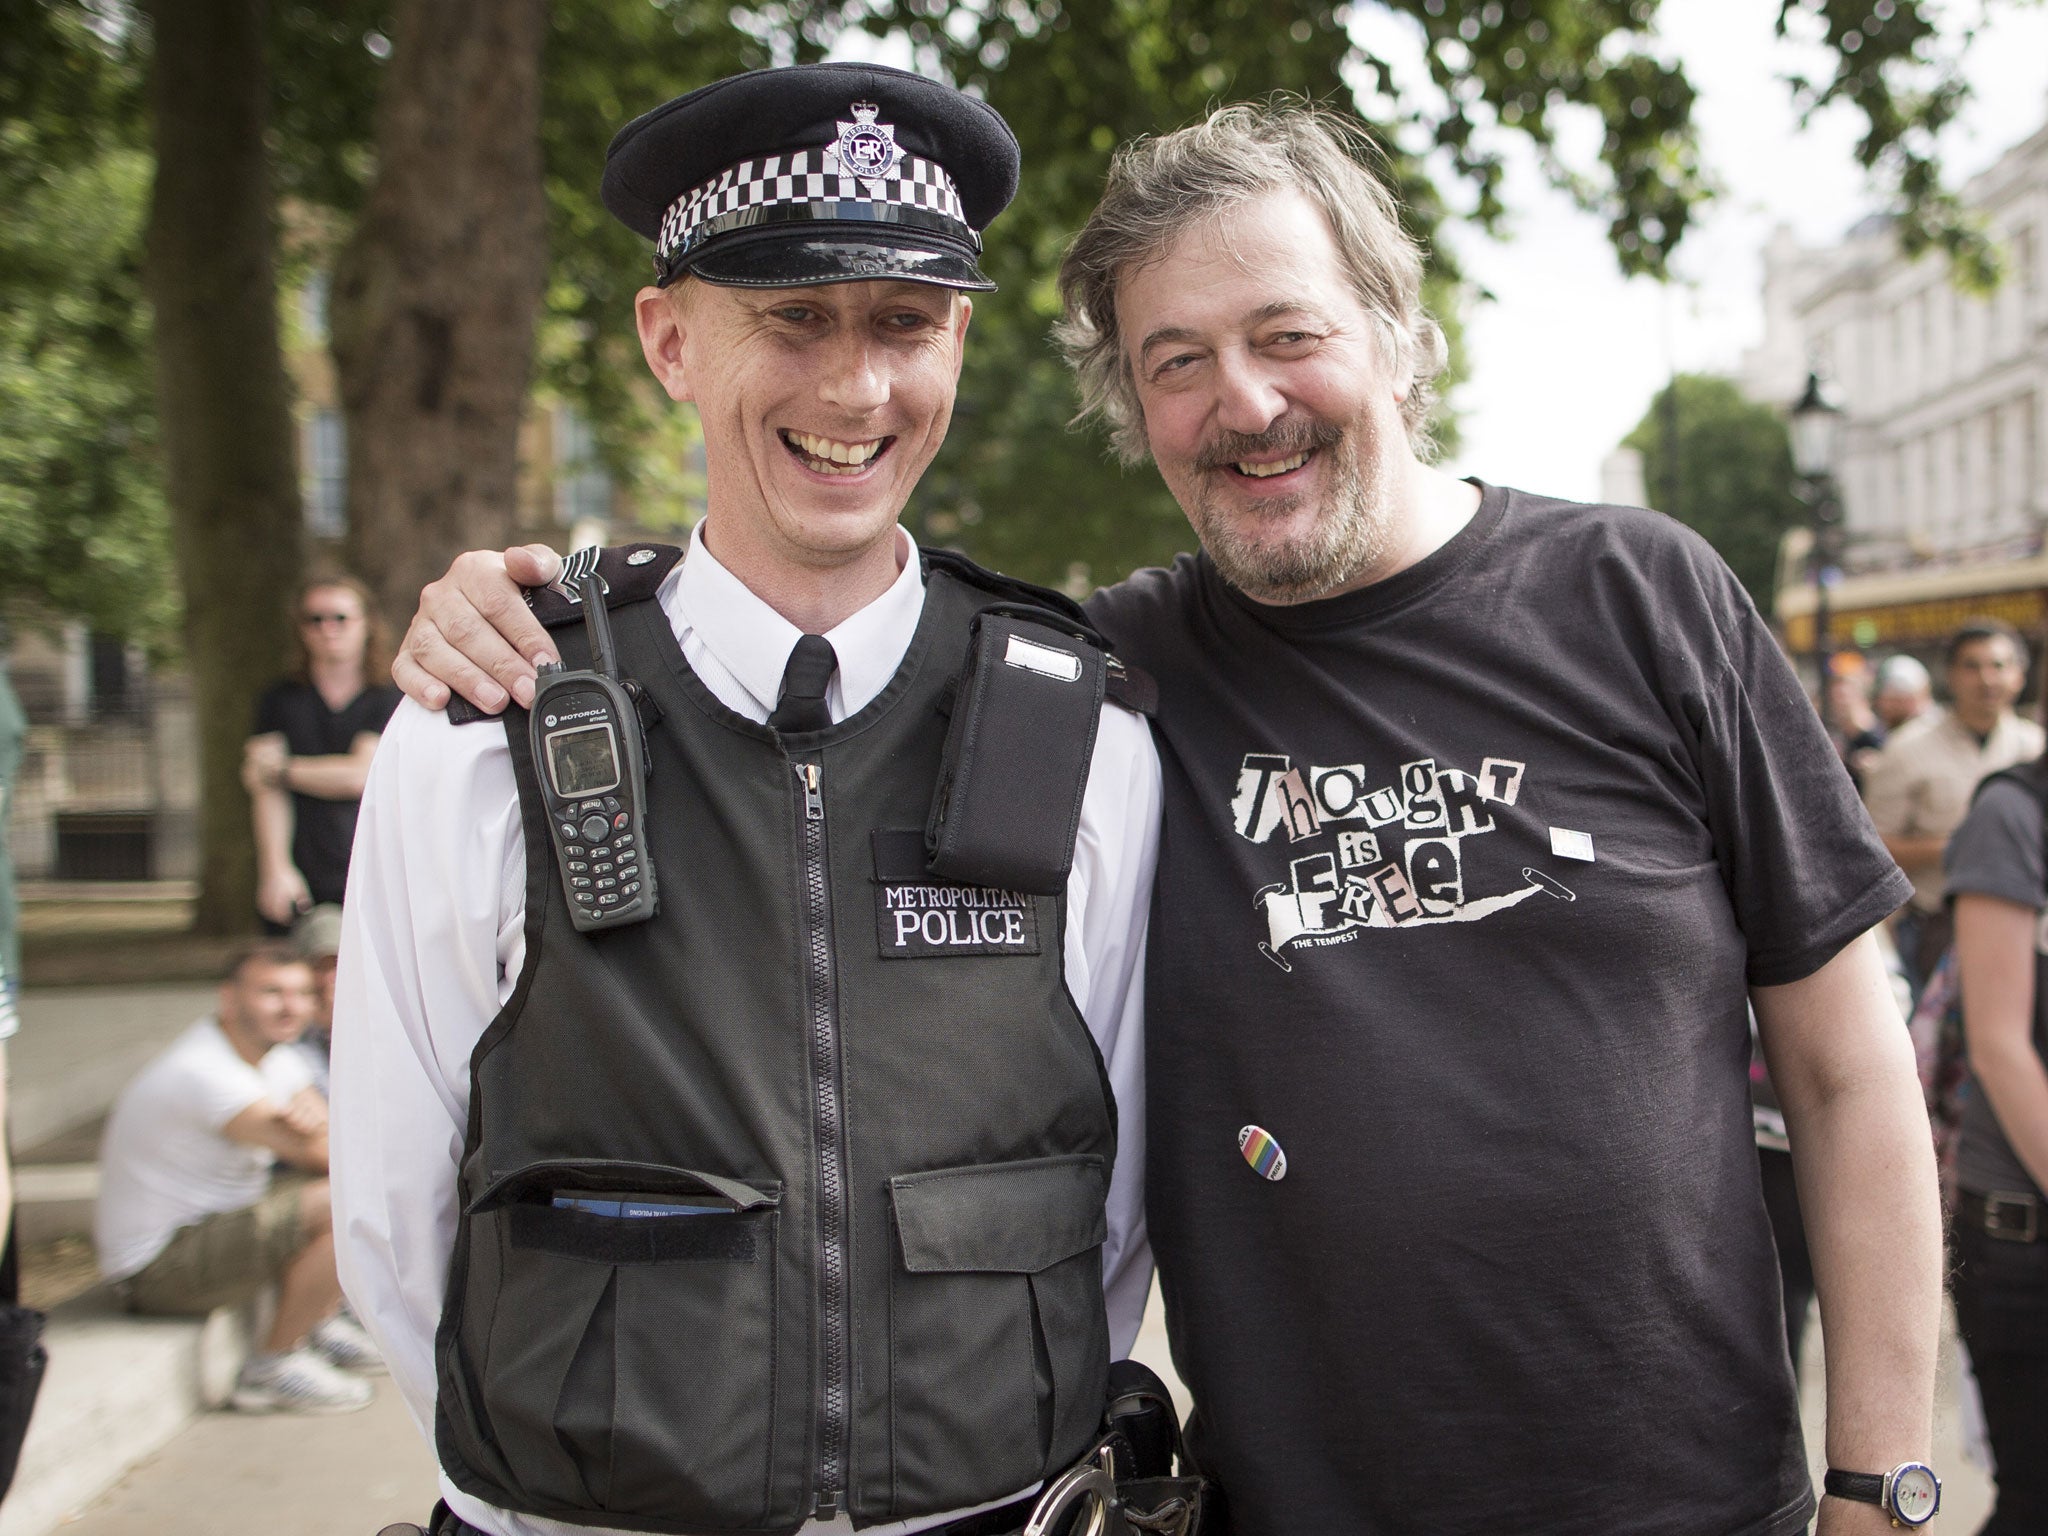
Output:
(1958, 1189), (2042, 1243)
(398, 1490), (1047, 1536)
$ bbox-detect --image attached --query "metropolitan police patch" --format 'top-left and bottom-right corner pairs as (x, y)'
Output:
(871, 830), (1040, 959)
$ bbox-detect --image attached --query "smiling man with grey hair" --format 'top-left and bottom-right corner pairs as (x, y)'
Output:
(396, 100), (1944, 1536)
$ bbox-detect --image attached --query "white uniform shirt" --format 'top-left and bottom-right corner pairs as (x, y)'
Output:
(332, 525), (1161, 1536)
(95, 1016), (317, 1280)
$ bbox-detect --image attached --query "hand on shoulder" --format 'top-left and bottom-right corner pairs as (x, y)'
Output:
(394, 544), (565, 714)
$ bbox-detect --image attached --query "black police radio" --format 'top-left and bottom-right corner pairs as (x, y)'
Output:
(530, 571), (657, 931)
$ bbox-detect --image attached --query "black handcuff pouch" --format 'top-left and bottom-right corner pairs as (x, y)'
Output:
(1097, 1359), (1214, 1536)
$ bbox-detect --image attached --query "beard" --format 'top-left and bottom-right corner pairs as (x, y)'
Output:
(1183, 415), (1400, 605)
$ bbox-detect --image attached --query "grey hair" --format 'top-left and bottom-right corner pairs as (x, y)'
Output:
(1054, 102), (1448, 465)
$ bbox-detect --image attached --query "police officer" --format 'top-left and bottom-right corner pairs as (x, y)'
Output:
(332, 65), (1161, 1536)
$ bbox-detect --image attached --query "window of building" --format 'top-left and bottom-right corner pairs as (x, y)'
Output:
(303, 409), (346, 538)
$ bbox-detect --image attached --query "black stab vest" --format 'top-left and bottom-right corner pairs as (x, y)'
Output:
(433, 556), (1118, 1534)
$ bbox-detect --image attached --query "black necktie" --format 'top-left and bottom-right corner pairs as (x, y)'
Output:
(770, 634), (837, 733)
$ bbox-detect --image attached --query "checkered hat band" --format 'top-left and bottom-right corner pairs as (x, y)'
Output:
(657, 202), (978, 283)
(656, 149), (970, 261)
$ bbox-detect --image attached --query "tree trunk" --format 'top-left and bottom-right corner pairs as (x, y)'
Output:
(330, 0), (549, 631)
(141, 0), (303, 935)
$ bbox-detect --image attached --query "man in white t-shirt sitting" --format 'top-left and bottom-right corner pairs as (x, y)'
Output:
(94, 942), (376, 1413)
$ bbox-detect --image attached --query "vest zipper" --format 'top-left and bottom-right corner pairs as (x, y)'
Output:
(795, 759), (850, 1516)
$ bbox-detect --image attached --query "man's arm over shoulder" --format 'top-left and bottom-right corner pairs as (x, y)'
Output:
(329, 695), (527, 1440)
(1065, 701), (1162, 1360)
(394, 545), (567, 712)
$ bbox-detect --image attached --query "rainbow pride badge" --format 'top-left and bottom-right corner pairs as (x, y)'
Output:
(1237, 1124), (1287, 1182)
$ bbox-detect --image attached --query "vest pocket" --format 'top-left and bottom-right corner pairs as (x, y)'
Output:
(887, 1155), (1110, 1511)
(450, 1160), (782, 1526)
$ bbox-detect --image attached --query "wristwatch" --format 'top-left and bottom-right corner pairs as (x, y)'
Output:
(1823, 1463), (1941, 1527)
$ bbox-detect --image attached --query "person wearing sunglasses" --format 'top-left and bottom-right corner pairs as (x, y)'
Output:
(243, 575), (400, 931)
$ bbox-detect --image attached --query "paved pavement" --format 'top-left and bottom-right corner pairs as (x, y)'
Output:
(56, 1377), (440, 1536)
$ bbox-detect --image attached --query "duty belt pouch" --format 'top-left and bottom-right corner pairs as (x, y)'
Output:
(1101, 1360), (1212, 1536)
(927, 612), (1106, 895)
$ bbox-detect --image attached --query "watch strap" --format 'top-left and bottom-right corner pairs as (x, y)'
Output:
(1823, 1469), (1886, 1506)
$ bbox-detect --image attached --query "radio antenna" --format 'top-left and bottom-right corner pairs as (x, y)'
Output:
(577, 570), (619, 679)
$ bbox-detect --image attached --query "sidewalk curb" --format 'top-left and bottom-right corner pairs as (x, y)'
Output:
(0, 1289), (259, 1536)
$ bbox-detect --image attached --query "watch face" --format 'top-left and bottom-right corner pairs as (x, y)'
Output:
(1889, 1465), (1939, 1525)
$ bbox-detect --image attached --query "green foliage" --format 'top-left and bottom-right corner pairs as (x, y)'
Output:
(532, 0), (777, 490)
(1774, 0), (2029, 291)
(267, 2), (391, 217)
(0, 0), (140, 193)
(0, 145), (177, 646)
(0, 3), (177, 647)
(1624, 373), (1804, 614)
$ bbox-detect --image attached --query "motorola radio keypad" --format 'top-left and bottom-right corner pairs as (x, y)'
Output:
(531, 637), (655, 931)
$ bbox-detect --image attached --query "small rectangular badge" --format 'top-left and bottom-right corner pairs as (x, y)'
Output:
(1003, 633), (1082, 682)
(1549, 827), (1595, 862)
(872, 829), (1042, 959)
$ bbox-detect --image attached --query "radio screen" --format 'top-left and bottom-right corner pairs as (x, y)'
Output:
(546, 722), (621, 797)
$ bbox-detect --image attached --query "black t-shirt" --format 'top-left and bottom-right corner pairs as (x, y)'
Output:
(253, 678), (401, 905)
(1086, 482), (1910, 1536)
(1943, 771), (2048, 1200)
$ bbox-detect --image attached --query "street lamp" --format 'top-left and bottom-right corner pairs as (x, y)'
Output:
(1790, 370), (1846, 734)
(1790, 370), (1845, 481)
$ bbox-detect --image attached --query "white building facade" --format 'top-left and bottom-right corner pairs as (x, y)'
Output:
(1747, 112), (2048, 655)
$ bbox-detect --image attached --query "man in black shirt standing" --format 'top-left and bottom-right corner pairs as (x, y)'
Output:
(393, 105), (1944, 1536)
(245, 576), (400, 928)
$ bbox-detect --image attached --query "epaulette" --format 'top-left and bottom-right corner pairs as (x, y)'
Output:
(445, 542), (684, 725)
(525, 542), (684, 628)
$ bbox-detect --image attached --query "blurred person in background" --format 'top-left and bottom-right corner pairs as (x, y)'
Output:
(1829, 653), (1885, 789)
(94, 943), (379, 1412)
(243, 576), (400, 931)
(1874, 655), (1933, 736)
(290, 903), (341, 1097)
(1866, 621), (2041, 994)
(1945, 749), (2048, 1535)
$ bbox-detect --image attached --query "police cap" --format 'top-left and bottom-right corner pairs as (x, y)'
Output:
(601, 63), (1019, 292)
